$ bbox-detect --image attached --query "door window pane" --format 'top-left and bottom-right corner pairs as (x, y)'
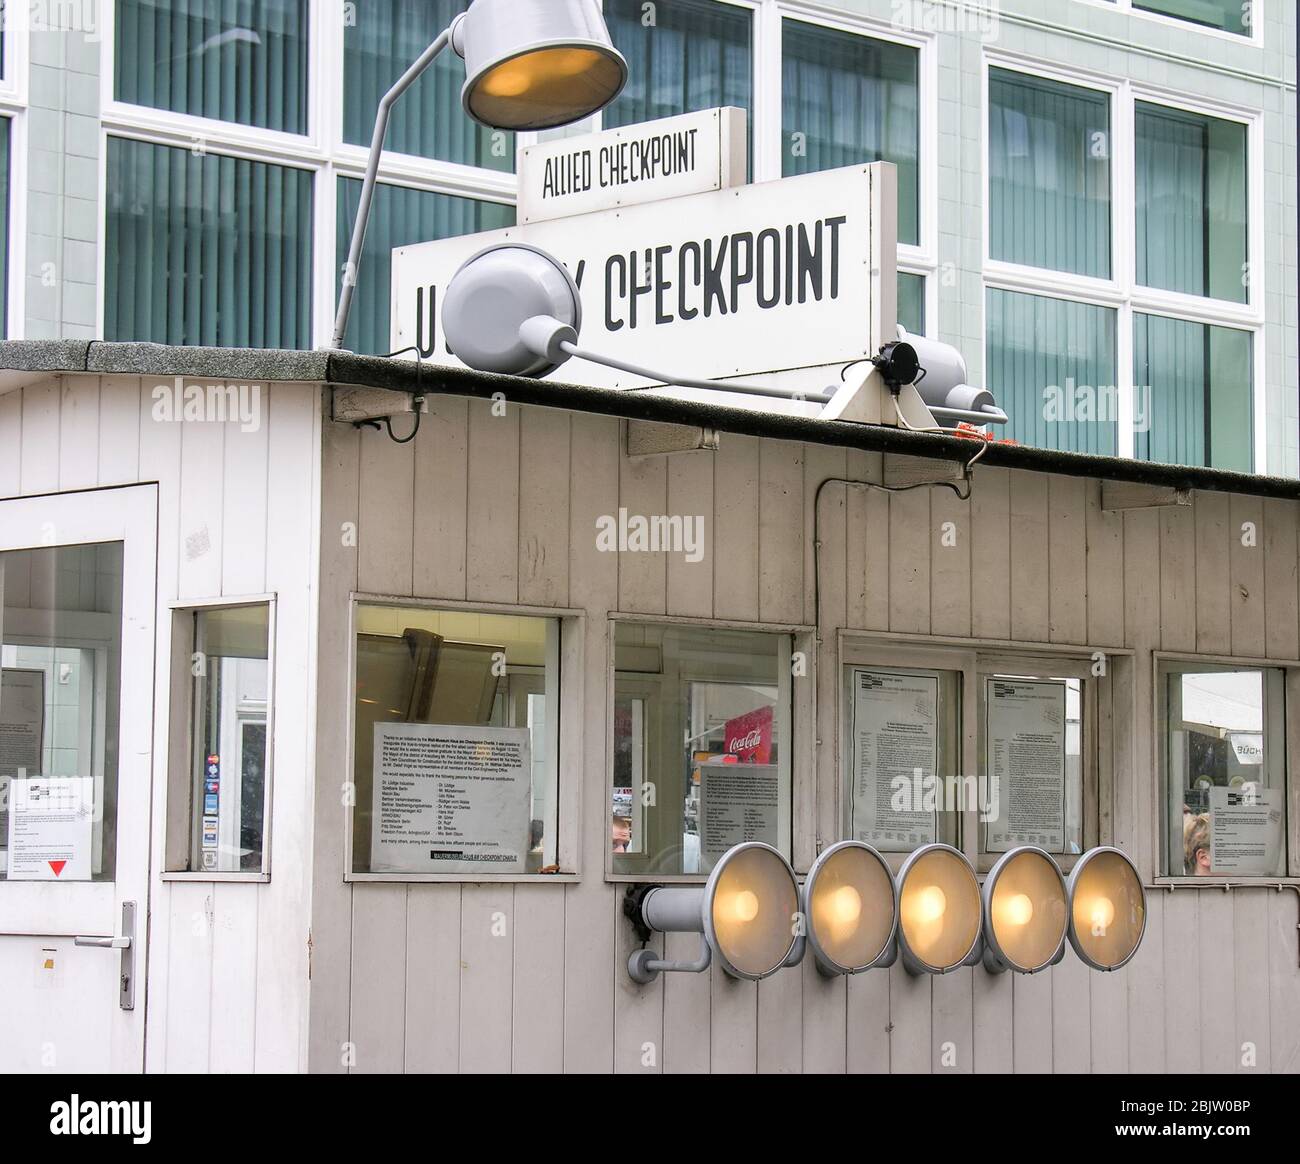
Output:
(343, 0), (512, 171)
(335, 177), (514, 355)
(352, 605), (560, 876)
(986, 288), (1118, 455)
(604, 0), (753, 133)
(105, 137), (313, 347)
(613, 623), (791, 877)
(1, 545), (124, 883)
(1162, 665), (1286, 878)
(167, 605), (271, 874)
(783, 21), (920, 246)
(115, 0), (309, 134)
(989, 70), (1111, 279)
(1135, 0), (1250, 36)
(1134, 313), (1253, 472)
(1136, 103), (1247, 303)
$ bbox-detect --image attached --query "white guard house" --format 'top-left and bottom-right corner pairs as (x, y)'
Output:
(0, 115), (1298, 1074)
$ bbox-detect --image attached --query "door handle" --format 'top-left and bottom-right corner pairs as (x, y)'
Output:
(72, 901), (136, 1011)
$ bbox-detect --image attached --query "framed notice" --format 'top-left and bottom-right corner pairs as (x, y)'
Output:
(984, 678), (1068, 853)
(370, 722), (531, 875)
(0, 668), (46, 870)
(1208, 785), (1283, 875)
(697, 759), (779, 867)
(849, 669), (940, 851)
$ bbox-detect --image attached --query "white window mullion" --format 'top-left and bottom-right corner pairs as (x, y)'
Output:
(753, 1), (783, 183)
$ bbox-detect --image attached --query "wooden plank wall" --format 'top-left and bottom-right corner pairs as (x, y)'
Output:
(0, 375), (321, 1073)
(309, 398), (1300, 1074)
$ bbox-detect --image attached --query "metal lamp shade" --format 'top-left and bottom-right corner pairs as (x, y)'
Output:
(1067, 847), (1146, 971)
(458, 0), (628, 130)
(982, 847), (1068, 974)
(703, 843), (800, 980)
(896, 844), (982, 974)
(805, 841), (897, 975)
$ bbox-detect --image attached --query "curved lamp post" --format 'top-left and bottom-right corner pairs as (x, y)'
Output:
(332, 0), (627, 349)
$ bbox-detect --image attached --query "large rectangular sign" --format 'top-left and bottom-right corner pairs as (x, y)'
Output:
(392, 163), (884, 390)
(517, 107), (747, 224)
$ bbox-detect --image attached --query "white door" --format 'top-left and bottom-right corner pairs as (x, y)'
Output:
(0, 485), (156, 1072)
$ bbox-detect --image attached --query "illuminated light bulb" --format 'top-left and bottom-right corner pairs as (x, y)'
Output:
(1090, 896), (1115, 931)
(915, 885), (946, 923)
(479, 65), (532, 98)
(827, 885), (862, 927)
(1001, 893), (1034, 927)
(728, 890), (759, 923)
(543, 48), (602, 78)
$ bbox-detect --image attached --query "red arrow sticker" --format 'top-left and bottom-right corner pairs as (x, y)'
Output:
(48, 860), (67, 876)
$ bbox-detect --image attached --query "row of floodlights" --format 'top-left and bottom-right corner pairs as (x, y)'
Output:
(625, 842), (1146, 983)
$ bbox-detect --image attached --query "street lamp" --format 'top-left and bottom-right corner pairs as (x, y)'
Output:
(1066, 846), (1147, 971)
(803, 840), (898, 976)
(895, 844), (982, 975)
(625, 842), (803, 983)
(332, 0), (627, 349)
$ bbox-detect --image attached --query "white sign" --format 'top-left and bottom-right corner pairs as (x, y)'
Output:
(6, 776), (94, 881)
(518, 107), (747, 224)
(697, 760), (779, 867)
(1209, 785), (1282, 875)
(984, 679), (1067, 853)
(371, 722), (531, 874)
(850, 669), (939, 850)
(0, 668), (46, 864)
(392, 164), (884, 389)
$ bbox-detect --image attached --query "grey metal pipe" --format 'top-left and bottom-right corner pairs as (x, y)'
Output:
(331, 24), (457, 349)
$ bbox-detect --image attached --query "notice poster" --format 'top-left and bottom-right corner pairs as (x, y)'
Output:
(0, 669), (46, 868)
(985, 679), (1067, 852)
(697, 759), (779, 866)
(6, 776), (94, 881)
(371, 723), (531, 874)
(1209, 785), (1283, 875)
(850, 669), (939, 849)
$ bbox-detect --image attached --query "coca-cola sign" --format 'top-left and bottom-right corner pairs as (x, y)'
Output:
(724, 706), (773, 763)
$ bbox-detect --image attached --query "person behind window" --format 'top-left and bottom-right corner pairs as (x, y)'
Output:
(612, 814), (632, 853)
(1183, 809), (1212, 876)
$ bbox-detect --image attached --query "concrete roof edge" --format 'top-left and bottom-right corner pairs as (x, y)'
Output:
(2, 342), (1297, 502)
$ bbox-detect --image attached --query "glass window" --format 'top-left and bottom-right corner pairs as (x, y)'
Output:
(343, 0), (512, 171)
(105, 137), (313, 347)
(1161, 663), (1287, 878)
(1136, 103), (1248, 304)
(1135, 0), (1251, 36)
(981, 676), (1084, 857)
(898, 272), (925, 336)
(1134, 314), (1253, 472)
(604, 0), (753, 132)
(351, 605), (560, 876)
(613, 623), (791, 877)
(783, 21), (919, 246)
(115, 0), (309, 134)
(335, 177), (514, 355)
(986, 289), (1118, 455)
(166, 605), (271, 874)
(0, 117), (8, 338)
(1, 544), (124, 883)
(989, 69), (1111, 279)
(843, 666), (961, 853)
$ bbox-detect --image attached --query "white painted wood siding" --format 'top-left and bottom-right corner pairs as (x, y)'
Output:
(0, 375), (322, 1073)
(309, 398), (1300, 1074)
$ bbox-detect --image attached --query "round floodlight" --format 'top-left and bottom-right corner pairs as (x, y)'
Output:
(442, 244), (582, 377)
(1067, 847), (1146, 971)
(896, 844), (982, 974)
(982, 847), (1068, 974)
(704, 842), (801, 980)
(804, 841), (897, 975)
(457, 0), (628, 131)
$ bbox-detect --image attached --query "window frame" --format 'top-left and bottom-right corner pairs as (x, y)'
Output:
(1075, 0), (1264, 45)
(162, 594), (278, 884)
(838, 632), (1126, 877)
(344, 594), (584, 884)
(605, 611), (815, 884)
(1153, 651), (1300, 886)
(981, 50), (1265, 469)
